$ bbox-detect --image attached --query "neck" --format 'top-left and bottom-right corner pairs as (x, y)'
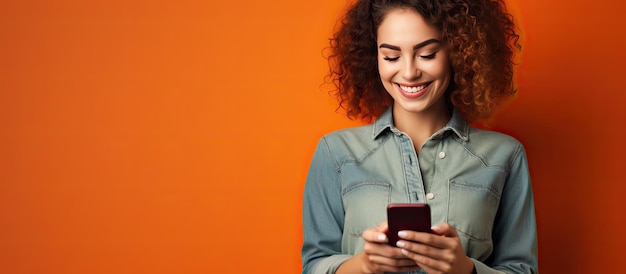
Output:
(393, 103), (451, 152)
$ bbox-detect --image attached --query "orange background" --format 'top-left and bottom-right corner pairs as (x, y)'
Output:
(1, 0), (625, 273)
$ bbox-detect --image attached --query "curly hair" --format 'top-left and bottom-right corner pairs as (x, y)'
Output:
(326, 0), (520, 122)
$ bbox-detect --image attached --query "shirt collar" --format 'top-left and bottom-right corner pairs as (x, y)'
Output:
(372, 106), (469, 141)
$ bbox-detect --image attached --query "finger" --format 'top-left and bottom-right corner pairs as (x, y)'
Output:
(396, 239), (446, 260)
(374, 221), (388, 232)
(363, 241), (392, 254)
(430, 223), (459, 238)
(363, 240), (408, 260)
(397, 237), (465, 271)
(397, 230), (439, 245)
(400, 248), (451, 273)
(367, 254), (419, 267)
(363, 228), (389, 243)
(366, 254), (421, 273)
(398, 230), (454, 249)
(362, 246), (421, 273)
(378, 221), (388, 227)
(362, 221), (391, 243)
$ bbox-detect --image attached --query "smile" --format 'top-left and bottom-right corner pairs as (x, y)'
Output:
(398, 83), (430, 93)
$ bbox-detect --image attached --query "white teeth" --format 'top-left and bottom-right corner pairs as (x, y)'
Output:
(399, 84), (427, 93)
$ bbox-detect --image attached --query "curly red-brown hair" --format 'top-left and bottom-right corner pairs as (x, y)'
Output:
(326, 0), (520, 122)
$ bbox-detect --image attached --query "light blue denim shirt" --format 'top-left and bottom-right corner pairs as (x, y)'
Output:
(302, 107), (537, 274)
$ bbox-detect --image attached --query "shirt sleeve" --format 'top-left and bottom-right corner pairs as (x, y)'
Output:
(301, 137), (349, 274)
(475, 144), (538, 274)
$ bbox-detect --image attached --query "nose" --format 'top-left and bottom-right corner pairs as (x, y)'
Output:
(402, 59), (421, 80)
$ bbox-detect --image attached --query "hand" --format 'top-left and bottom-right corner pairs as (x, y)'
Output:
(337, 222), (420, 274)
(395, 223), (475, 274)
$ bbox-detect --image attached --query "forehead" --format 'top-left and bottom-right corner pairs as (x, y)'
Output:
(376, 8), (442, 44)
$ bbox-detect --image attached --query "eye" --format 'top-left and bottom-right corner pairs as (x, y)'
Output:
(419, 52), (437, 60)
(383, 56), (400, 62)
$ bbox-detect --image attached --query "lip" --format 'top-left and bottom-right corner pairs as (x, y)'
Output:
(396, 82), (431, 99)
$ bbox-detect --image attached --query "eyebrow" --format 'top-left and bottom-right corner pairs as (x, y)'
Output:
(379, 39), (441, 51)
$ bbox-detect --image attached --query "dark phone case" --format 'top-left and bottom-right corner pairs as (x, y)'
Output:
(386, 204), (431, 246)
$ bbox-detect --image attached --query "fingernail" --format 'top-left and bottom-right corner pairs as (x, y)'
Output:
(396, 241), (405, 248)
(401, 249), (409, 255)
(398, 231), (407, 238)
(377, 234), (386, 241)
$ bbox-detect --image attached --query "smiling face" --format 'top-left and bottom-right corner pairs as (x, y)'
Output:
(377, 8), (451, 119)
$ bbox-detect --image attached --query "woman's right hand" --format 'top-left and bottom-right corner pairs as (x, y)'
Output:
(337, 222), (421, 274)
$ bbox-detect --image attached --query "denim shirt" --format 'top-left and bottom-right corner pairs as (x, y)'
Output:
(302, 108), (538, 274)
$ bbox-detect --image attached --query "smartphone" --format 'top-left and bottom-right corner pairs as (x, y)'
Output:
(386, 203), (431, 246)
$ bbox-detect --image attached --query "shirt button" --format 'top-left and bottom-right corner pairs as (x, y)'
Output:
(438, 151), (446, 159)
(426, 193), (435, 200)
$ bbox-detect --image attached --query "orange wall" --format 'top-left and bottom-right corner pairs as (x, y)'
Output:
(498, 1), (626, 272)
(1, 0), (624, 273)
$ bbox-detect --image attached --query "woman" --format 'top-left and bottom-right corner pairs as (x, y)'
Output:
(302, 0), (537, 273)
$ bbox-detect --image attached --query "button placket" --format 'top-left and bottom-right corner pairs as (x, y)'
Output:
(398, 133), (424, 203)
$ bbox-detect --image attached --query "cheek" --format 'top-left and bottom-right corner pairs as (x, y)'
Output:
(425, 60), (450, 80)
(434, 67), (450, 80)
(434, 55), (451, 79)
(377, 64), (395, 94)
(377, 61), (394, 82)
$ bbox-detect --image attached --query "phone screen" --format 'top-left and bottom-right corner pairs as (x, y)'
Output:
(386, 203), (431, 246)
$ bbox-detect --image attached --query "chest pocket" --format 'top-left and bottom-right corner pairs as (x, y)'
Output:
(342, 182), (391, 241)
(447, 178), (501, 241)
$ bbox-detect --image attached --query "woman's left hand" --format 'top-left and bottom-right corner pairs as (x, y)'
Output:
(395, 223), (475, 274)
